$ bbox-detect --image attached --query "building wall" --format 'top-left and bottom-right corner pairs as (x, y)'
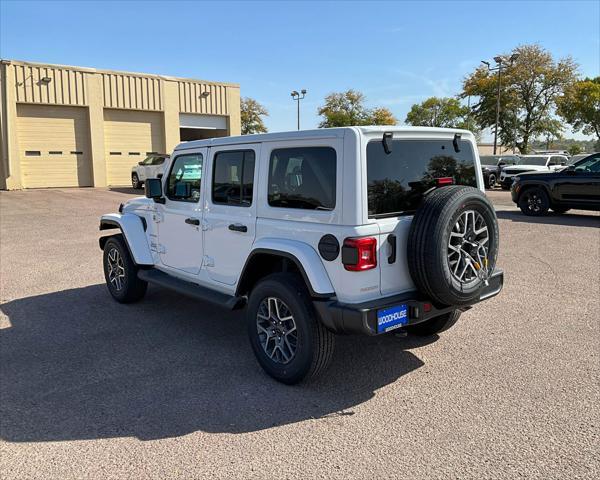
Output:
(477, 143), (518, 156)
(0, 60), (241, 189)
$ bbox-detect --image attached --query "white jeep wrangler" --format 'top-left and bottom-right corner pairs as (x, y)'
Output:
(100, 127), (503, 384)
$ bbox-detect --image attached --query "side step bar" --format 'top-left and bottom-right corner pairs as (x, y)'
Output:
(137, 268), (246, 310)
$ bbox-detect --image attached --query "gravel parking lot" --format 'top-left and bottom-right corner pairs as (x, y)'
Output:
(1, 188), (598, 479)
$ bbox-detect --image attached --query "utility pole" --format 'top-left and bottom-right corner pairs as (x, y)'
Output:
(481, 53), (519, 155)
(291, 89), (307, 130)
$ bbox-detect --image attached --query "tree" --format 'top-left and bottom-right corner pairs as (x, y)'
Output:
(405, 97), (472, 129)
(568, 144), (583, 156)
(463, 45), (578, 153)
(241, 97), (268, 135)
(317, 90), (397, 127)
(557, 77), (600, 141)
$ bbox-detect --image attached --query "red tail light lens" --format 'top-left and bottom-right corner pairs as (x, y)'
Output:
(436, 177), (454, 186)
(342, 237), (377, 271)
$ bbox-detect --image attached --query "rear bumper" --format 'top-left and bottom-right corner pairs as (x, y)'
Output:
(314, 268), (504, 335)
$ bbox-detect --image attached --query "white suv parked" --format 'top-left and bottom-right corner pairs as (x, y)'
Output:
(100, 127), (503, 384)
(499, 154), (568, 190)
(131, 154), (169, 189)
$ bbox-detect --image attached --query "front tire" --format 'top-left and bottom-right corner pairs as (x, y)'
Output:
(487, 173), (497, 189)
(246, 273), (334, 384)
(102, 235), (147, 303)
(132, 173), (142, 189)
(406, 310), (461, 336)
(551, 206), (570, 214)
(518, 187), (550, 216)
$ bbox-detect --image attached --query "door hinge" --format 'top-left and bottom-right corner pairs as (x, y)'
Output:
(202, 255), (214, 267)
(150, 242), (166, 254)
(201, 219), (211, 231)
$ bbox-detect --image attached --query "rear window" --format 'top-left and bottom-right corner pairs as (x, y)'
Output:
(268, 147), (336, 210)
(367, 139), (477, 218)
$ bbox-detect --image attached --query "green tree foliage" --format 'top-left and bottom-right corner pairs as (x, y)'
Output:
(557, 77), (600, 141)
(317, 90), (397, 127)
(568, 144), (583, 156)
(241, 97), (268, 135)
(405, 97), (471, 129)
(463, 45), (578, 154)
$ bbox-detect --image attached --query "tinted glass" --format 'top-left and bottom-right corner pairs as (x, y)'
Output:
(141, 155), (155, 166)
(574, 154), (600, 172)
(166, 154), (203, 202)
(521, 156), (548, 166)
(268, 147), (336, 210)
(212, 150), (255, 206)
(152, 157), (166, 165)
(367, 139), (477, 217)
(480, 156), (498, 166)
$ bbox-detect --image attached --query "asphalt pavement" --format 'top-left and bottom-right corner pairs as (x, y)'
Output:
(0, 187), (598, 479)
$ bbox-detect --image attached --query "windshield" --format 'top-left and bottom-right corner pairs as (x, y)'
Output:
(479, 156), (498, 166)
(520, 156), (548, 166)
(367, 139), (477, 217)
(568, 154), (588, 165)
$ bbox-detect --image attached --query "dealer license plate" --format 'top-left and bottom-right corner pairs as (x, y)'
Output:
(377, 304), (408, 333)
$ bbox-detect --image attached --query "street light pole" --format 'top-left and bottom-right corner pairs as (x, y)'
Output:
(291, 89), (307, 130)
(482, 53), (519, 155)
(493, 58), (503, 155)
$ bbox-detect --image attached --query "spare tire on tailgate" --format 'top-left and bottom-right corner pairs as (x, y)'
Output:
(407, 185), (499, 306)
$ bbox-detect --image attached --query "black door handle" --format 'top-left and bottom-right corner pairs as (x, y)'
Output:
(228, 223), (248, 233)
(387, 234), (397, 264)
(185, 218), (200, 226)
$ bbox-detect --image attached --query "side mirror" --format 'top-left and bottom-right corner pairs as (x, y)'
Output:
(498, 161), (506, 167)
(138, 161), (144, 166)
(145, 178), (163, 201)
(560, 161), (566, 166)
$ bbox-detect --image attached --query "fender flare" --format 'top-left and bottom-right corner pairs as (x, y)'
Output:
(99, 213), (153, 265)
(238, 238), (335, 298)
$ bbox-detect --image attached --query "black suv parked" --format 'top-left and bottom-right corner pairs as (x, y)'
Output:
(479, 154), (520, 189)
(511, 153), (600, 215)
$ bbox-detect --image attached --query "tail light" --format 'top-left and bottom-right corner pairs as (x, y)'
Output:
(342, 237), (377, 271)
(436, 177), (454, 186)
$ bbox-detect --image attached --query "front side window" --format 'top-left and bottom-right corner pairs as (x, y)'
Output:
(212, 150), (255, 206)
(166, 153), (203, 202)
(367, 139), (477, 217)
(522, 156), (549, 166)
(141, 155), (155, 166)
(268, 147), (336, 210)
(153, 156), (166, 166)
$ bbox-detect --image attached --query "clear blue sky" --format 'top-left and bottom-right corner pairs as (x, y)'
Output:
(1, 0), (599, 139)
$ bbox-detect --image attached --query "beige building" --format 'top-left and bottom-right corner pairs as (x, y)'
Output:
(477, 143), (519, 156)
(0, 59), (240, 189)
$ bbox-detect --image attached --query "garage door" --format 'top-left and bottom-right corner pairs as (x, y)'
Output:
(104, 109), (165, 186)
(16, 105), (92, 188)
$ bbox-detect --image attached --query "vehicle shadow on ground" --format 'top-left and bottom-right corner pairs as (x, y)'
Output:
(495, 209), (600, 228)
(108, 187), (142, 195)
(0, 285), (433, 442)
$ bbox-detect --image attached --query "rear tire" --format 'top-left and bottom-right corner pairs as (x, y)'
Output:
(518, 187), (550, 216)
(102, 235), (147, 303)
(406, 310), (461, 336)
(246, 273), (334, 384)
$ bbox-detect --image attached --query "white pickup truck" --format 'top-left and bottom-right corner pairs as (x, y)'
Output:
(499, 154), (568, 189)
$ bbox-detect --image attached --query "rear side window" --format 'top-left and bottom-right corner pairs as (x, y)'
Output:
(268, 147), (336, 210)
(212, 150), (255, 206)
(367, 139), (477, 217)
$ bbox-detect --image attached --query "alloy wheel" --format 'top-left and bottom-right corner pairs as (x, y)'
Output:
(107, 247), (126, 291)
(448, 210), (490, 283)
(256, 297), (298, 364)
